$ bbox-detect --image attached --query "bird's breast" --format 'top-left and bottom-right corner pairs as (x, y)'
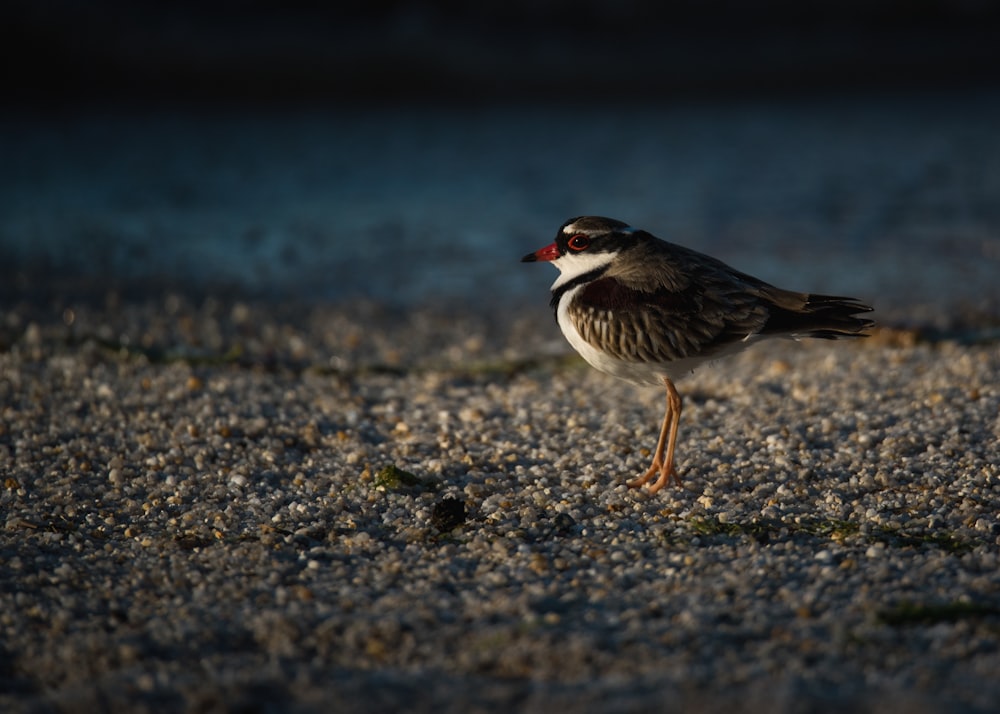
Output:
(553, 286), (682, 386)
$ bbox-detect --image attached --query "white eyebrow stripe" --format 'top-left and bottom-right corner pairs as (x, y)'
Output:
(561, 222), (635, 235)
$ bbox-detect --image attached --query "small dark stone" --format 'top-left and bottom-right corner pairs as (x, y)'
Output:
(552, 512), (577, 534)
(431, 496), (466, 532)
(174, 532), (213, 550)
(530, 596), (566, 615)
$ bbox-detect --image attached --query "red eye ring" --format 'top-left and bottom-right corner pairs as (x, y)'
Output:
(567, 234), (590, 251)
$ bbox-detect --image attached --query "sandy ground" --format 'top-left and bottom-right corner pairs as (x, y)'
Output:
(1, 296), (998, 713)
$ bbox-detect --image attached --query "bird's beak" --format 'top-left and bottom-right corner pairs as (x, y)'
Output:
(521, 242), (560, 263)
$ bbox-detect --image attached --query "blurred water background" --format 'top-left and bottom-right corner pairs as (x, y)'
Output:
(3, 2), (1000, 324)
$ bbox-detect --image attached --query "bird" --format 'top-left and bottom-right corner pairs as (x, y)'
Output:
(521, 216), (874, 495)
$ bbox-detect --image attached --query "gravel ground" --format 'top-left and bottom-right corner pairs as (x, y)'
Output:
(1, 297), (999, 713)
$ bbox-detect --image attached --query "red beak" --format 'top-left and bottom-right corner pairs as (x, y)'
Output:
(521, 242), (560, 263)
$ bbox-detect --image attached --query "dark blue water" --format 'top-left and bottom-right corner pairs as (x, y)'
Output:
(3, 90), (999, 316)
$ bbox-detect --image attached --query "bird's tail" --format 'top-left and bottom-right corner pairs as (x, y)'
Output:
(761, 289), (875, 339)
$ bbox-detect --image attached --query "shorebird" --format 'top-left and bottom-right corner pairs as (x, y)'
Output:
(522, 216), (874, 494)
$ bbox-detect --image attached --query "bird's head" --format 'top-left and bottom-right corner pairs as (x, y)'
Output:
(521, 216), (641, 288)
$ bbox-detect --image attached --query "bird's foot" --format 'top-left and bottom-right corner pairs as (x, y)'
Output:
(627, 460), (681, 493)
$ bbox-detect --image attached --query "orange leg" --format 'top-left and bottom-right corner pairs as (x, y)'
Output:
(627, 378), (683, 493)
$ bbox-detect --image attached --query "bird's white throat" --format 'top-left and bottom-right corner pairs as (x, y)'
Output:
(549, 251), (617, 291)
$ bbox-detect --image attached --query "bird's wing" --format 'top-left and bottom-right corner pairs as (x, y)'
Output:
(568, 270), (770, 363)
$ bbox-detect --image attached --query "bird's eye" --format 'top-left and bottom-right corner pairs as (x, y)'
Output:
(567, 234), (590, 251)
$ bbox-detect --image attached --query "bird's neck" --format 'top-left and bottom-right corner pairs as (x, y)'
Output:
(549, 265), (610, 315)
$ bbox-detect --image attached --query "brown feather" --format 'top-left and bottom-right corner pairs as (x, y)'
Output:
(568, 236), (872, 363)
